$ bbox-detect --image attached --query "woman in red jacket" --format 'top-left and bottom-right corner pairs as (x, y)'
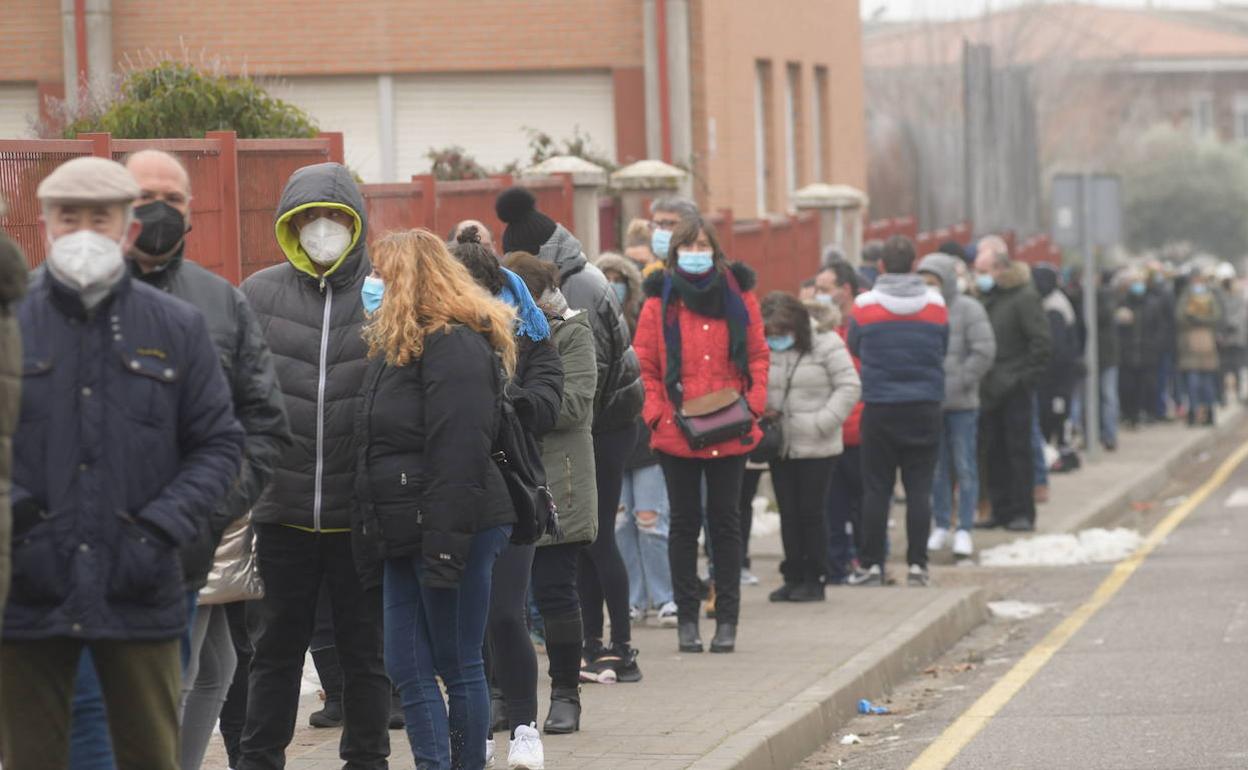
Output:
(634, 217), (769, 654)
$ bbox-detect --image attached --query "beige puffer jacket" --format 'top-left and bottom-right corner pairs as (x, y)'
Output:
(765, 330), (861, 459)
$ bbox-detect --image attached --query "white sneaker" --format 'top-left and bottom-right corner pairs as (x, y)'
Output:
(508, 723), (545, 769)
(656, 601), (678, 627)
(740, 568), (760, 586)
(629, 605), (644, 623)
(486, 737), (496, 767)
(927, 527), (950, 551)
(952, 529), (974, 557)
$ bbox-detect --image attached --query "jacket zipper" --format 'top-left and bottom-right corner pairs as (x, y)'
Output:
(313, 280), (334, 531)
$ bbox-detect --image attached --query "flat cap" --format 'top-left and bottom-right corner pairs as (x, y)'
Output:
(37, 156), (140, 204)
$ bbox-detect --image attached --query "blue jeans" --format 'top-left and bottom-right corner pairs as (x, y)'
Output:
(932, 409), (979, 532)
(1185, 370), (1217, 413)
(617, 463), (673, 609)
(1031, 395), (1049, 487)
(1072, 366), (1120, 447)
(69, 590), (198, 770)
(384, 525), (510, 770)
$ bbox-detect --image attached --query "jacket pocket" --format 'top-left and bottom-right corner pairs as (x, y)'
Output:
(10, 514), (69, 606)
(107, 513), (181, 606)
(117, 351), (179, 428)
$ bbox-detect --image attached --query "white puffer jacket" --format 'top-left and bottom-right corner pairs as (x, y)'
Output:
(765, 330), (861, 459)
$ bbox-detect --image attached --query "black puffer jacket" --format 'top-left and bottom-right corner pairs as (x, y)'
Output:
(241, 163), (371, 531)
(538, 225), (643, 433)
(135, 255), (291, 589)
(510, 336), (564, 438)
(354, 326), (515, 588)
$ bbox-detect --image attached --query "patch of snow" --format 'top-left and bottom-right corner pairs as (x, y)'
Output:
(301, 650), (322, 696)
(978, 528), (1142, 567)
(840, 734), (862, 745)
(750, 501), (781, 537)
(987, 600), (1053, 620)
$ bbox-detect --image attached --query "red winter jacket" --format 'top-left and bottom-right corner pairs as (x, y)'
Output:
(634, 264), (770, 459)
(835, 323), (863, 447)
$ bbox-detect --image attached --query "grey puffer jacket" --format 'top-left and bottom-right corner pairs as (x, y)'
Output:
(917, 254), (997, 411)
(539, 225), (643, 433)
(241, 163), (371, 531)
(765, 331), (861, 459)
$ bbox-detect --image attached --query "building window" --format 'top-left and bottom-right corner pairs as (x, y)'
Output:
(1192, 91), (1215, 138)
(813, 66), (830, 183)
(754, 60), (774, 216)
(785, 63), (803, 197)
(1235, 93), (1248, 142)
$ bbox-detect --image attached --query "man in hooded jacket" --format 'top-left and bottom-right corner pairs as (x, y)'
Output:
(237, 162), (390, 769)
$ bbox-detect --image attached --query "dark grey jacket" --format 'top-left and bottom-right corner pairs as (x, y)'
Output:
(241, 163), (371, 531)
(538, 225), (643, 433)
(135, 255), (290, 589)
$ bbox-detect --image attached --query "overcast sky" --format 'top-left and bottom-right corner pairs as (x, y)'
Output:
(862, 0), (1221, 21)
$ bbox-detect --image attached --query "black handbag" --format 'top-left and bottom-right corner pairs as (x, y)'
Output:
(492, 369), (561, 545)
(675, 387), (755, 451)
(749, 352), (803, 464)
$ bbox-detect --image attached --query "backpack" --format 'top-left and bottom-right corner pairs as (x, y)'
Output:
(492, 361), (561, 545)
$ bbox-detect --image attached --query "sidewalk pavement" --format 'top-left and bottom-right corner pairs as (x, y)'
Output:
(207, 405), (1243, 770)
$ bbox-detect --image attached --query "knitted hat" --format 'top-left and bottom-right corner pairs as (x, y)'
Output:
(496, 187), (556, 255)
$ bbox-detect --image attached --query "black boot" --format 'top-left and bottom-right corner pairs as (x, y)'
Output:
(308, 647), (343, 728)
(769, 583), (797, 602)
(789, 582), (826, 603)
(710, 623), (737, 653)
(678, 621), (703, 653)
(389, 686), (405, 730)
(543, 686), (581, 734)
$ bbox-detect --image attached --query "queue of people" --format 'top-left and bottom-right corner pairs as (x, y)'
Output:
(1, 153), (1244, 770)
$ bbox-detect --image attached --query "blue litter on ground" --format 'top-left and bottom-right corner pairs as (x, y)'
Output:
(857, 698), (890, 715)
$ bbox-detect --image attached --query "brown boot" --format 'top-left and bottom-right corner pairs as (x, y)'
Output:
(704, 581), (717, 620)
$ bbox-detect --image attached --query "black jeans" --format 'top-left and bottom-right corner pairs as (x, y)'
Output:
(859, 402), (942, 569)
(240, 526), (389, 770)
(738, 468), (763, 570)
(980, 387), (1037, 527)
(532, 543), (583, 690)
(486, 543), (536, 734)
(825, 446), (864, 579)
(1119, 364), (1156, 425)
(658, 452), (747, 625)
(220, 601), (257, 768)
(579, 424), (637, 646)
(771, 457), (834, 584)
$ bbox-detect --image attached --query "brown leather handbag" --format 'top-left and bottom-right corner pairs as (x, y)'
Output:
(675, 387), (755, 450)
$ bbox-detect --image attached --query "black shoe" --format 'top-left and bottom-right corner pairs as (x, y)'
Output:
(974, 520), (1003, 530)
(608, 643), (643, 683)
(789, 582), (826, 602)
(769, 583), (797, 602)
(907, 564), (931, 587)
(846, 565), (883, 586)
(491, 690), (508, 734)
(388, 687), (405, 730)
(1005, 517), (1035, 532)
(678, 621), (703, 653)
(579, 639), (607, 683)
(309, 647), (343, 728)
(543, 686), (581, 734)
(709, 623), (736, 653)
(308, 698), (342, 728)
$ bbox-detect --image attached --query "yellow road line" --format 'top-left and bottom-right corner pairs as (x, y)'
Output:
(908, 440), (1248, 770)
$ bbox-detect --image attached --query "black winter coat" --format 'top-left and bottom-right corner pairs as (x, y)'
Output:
(241, 163), (371, 532)
(354, 326), (515, 588)
(537, 225), (643, 433)
(1118, 291), (1164, 369)
(7, 273), (244, 640)
(136, 256), (290, 589)
(509, 335), (564, 438)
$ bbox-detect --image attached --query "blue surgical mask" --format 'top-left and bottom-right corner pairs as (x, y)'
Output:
(815, 293), (835, 306)
(975, 274), (995, 293)
(651, 228), (672, 259)
(677, 249), (715, 276)
(1130, 281), (1146, 296)
(611, 281), (628, 305)
(767, 334), (796, 352)
(1193, 284), (1209, 295)
(361, 275), (385, 314)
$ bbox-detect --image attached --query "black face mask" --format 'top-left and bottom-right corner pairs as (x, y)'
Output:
(133, 200), (188, 259)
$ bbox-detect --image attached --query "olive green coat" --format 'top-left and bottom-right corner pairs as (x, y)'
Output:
(0, 234), (28, 631)
(538, 310), (599, 547)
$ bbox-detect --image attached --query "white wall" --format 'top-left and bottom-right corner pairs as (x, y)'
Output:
(0, 84), (39, 139)
(274, 76), (383, 182)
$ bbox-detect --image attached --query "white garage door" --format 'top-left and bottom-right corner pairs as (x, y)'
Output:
(394, 71), (616, 179)
(0, 83), (39, 139)
(274, 76), (382, 182)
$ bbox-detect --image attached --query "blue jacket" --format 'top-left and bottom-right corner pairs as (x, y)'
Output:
(5, 272), (244, 641)
(848, 273), (949, 405)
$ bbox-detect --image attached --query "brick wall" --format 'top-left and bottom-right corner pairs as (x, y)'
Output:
(3, 3), (63, 82)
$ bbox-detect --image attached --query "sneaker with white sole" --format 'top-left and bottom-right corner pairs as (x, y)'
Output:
(486, 737), (496, 767)
(508, 723), (545, 769)
(656, 601), (678, 627)
(740, 568), (760, 586)
(629, 605), (644, 623)
(952, 529), (974, 557)
(907, 563), (930, 587)
(927, 526), (950, 551)
(846, 564), (883, 586)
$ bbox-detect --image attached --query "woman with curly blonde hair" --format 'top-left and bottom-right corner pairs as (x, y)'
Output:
(353, 228), (518, 769)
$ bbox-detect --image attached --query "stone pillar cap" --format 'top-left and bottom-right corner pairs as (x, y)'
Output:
(793, 183), (869, 209)
(610, 159), (687, 191)
(521, 155), (607, 186)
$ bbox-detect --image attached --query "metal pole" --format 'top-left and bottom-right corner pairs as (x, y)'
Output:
(1082, 173), (1101, 461)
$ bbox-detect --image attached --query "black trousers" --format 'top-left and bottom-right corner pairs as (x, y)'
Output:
(239, 526), (389, 770)
(532, 543), (583, 690)
(859, 402), (942, 569)
(579, 424), (637, 646)
(980, 387), (1037, 527)
(220, 601), (258, 768)
(658, 452), (747, 625)
(825, 446), (864, 577)
(771, 457), (834, 584)
(738, 468), (763, 569)
(1119, 364), (1156, 425)
(486, 543), (536, 734)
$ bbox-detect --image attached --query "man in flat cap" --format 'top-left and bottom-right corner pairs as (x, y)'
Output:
(0, 155), (244, 770)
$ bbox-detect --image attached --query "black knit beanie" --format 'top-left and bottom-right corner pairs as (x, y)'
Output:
(496, 186), (557, 255)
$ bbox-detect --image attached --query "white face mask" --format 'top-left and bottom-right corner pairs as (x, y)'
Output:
(299, 217), (352, 266)
(47, 229), (126, 293)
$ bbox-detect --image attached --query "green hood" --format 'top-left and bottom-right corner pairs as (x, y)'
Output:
(274, 163), (368, 279)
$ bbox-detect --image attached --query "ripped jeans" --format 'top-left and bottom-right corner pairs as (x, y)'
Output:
(616, 463), (674, 609)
